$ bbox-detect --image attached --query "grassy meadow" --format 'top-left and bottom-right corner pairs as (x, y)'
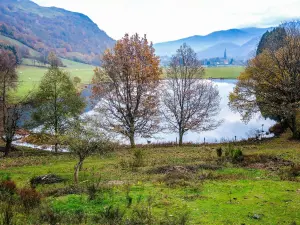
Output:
(16, 59), (94, 96)
(203, 66), (244, 79)
(16, 65), (244, 96)
(0, 133), (299, 224)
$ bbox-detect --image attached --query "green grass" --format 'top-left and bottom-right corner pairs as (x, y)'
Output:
(204, 66), (244, 79)
(15, 65), (243, 96)
(1, 135), (299, 224)
(16, 63), (94, 96)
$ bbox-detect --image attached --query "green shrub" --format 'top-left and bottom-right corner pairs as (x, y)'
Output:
(225, 144), (244, 163)
(131, 149), (145, 167)
(86, 183), (98, 201)
(0, 204), (15, 225)
(126, 206), (155, 225)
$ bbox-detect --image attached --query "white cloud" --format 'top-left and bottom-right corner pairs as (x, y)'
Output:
(32, 0), (300, 43)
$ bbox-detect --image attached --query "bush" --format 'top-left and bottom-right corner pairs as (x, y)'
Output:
(216, 147), (222, 157)
(86, 183), (99, 201)
(126, 205), (155, 225)
(0, 180), (17, 202)
(131, 149), (145, 167)
(225, 144), (244, 163)
(279, 165), (300, 181)
(0, 181), (17, 196)
(290, 165), (300, 177)
(19, 188), (41, 211)
(0, 204), (14, 225)
(269, 123), (285, 137)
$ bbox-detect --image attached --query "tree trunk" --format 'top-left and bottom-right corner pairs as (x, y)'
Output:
(3, 140), (12, 157)
(129, 134), (135, 148)
(54, 142), (58, 153)
(179, 132), (184, 146)
(291, 116), (299, 139)
(74, 160), (84, 184)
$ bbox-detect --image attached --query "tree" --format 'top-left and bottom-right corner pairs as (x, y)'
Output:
(61, 120), (116, 183)
(162, 44), (222, 145)
(73, 76), (81, 87)
(229, 21), (300, 138)
(256, 27), (286, 56)
(92, 33), (162, 148)
(0, 49), (18, 156)
(2, 98), (29, 157)
(47, 52), (63, 68)
(31, 67), (85, 153)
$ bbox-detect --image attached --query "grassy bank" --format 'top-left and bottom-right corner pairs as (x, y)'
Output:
(0, 134), (299, 224)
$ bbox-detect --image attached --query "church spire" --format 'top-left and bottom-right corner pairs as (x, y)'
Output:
(224, 48), (227, 59)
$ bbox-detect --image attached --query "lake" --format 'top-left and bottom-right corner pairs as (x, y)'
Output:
(82, 79), (275, 144)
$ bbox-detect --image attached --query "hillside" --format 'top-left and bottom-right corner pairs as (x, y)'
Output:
(154, 27), (271, 59)
(0, 0), (115, 64)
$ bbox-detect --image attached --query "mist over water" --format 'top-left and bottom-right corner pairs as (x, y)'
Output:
(82, 79), (275, 145)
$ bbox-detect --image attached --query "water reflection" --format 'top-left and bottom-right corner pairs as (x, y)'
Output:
(83, 79), (275, 144)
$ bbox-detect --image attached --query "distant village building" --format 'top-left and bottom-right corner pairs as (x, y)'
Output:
(200, 48), (242, 67)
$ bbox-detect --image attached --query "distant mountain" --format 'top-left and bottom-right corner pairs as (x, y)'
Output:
(197, 42), (240, 59)
(154, 27), (272, 59)
(0, 0), (115, 64)
(196, 37), (261, 60)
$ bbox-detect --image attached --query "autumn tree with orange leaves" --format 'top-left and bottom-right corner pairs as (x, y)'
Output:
(229, 21), (300, 139)
(92, 34), (162, 148)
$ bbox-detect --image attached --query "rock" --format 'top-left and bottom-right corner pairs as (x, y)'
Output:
(30, 174), (65, 187)
(252, 214), (261, 220)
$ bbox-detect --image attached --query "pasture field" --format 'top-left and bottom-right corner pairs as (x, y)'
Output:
(16, 61), (94, 96)
(15, 65), (244, 96)
(0, 133), (299, 224)
(203, 66), (244, 79)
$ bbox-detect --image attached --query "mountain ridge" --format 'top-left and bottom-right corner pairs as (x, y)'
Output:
(154, 27), (272, 59)
(0, 0), (115, 64)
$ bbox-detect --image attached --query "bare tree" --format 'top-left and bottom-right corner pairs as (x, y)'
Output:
(92, 34), (162, 148)
(162, 43), (221, 145)
(229, 21), (300, 138)
(0, 49), (18, 156)
(1, 99), (29, 157)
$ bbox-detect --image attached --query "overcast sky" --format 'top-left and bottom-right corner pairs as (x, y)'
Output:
(32, 0), (300, 43)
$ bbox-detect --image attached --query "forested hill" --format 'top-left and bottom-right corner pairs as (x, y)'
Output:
(0, 0), (115, 64)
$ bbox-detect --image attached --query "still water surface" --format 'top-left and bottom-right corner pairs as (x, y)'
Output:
(82, 79), (275, 144)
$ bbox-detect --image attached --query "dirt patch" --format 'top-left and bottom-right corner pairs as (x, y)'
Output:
(242, 155), (294, 171)
(149, 164), (222, 174)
